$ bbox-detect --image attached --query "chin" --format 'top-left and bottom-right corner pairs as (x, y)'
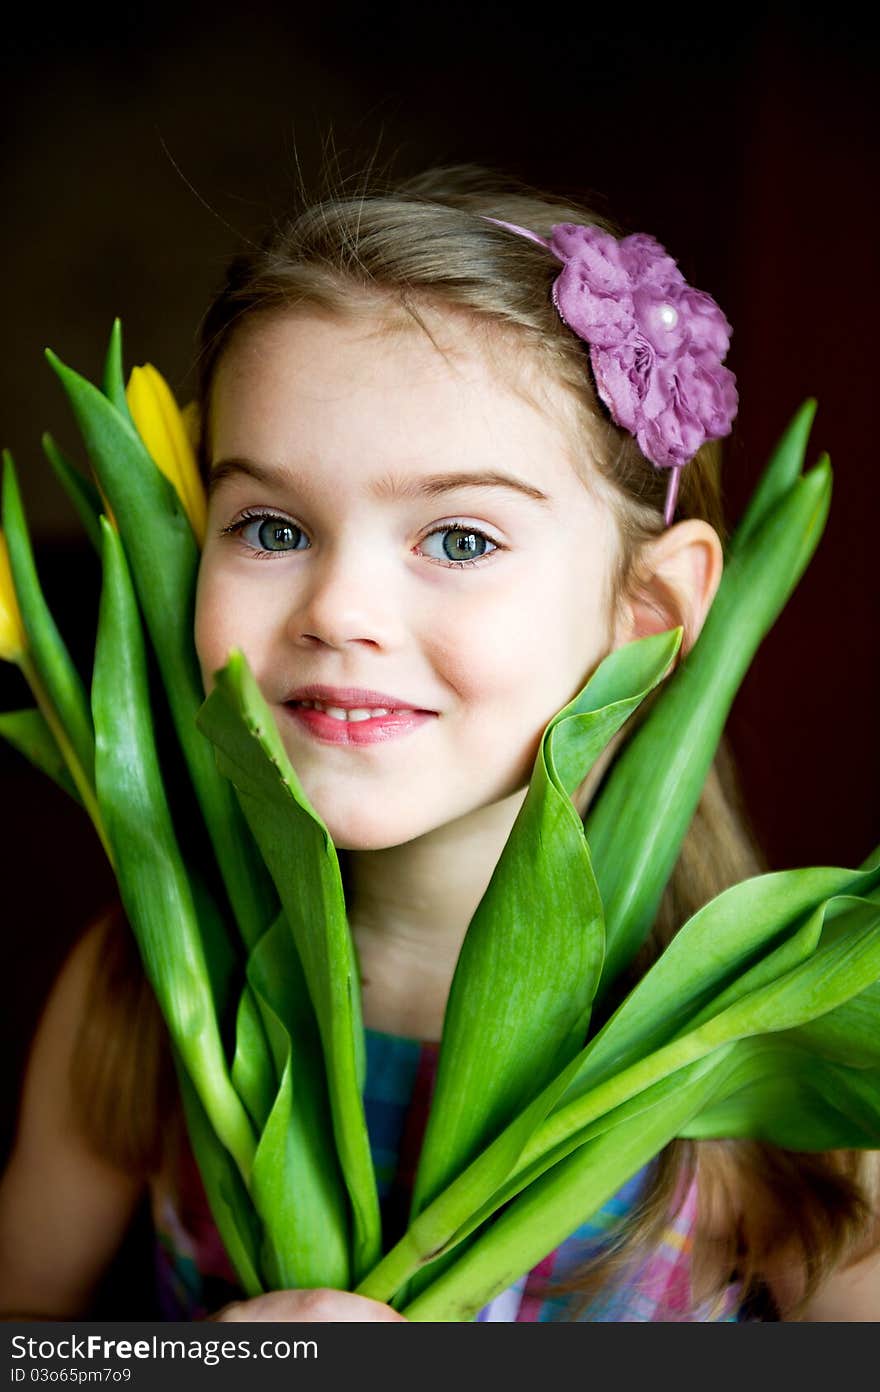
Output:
(321, 808), (425, 853)
(328, 828), (418, 853)
(321, 807), (406, 846)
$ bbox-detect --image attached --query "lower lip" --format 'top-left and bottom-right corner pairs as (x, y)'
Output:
(283, 704), (437, 746)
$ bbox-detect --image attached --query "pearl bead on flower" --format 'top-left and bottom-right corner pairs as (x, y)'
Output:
(657, 304), (679, 329)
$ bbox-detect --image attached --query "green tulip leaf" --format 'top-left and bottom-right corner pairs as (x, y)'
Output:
(680, 1037), (880, 1150)
(560, 850), (880, 1106)
(101, 318), (135, 425)
(247, 912), (351, 1290)
(363, 853), (880, 1307)
(41, 434), (103, 556)
(47, 345), (275, 955)
(231, 982), (277, 1134)
(196, 648), (381, 1280)
(587, 445), (832, 1000)
(0, 707), (81, 803)
(174, 1059), (264, 1299)
(400, 1051), (730, 1321)
(731, 398), (818, 551)
(2, 452), (96, 800)
(411, 629), (682, 1222)
(400, 885), (880, 1318)
(92, 517), (255, 1183)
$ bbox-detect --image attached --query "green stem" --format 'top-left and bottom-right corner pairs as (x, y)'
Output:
(355, 1231), (429, 1304)
(20, 653), (114, 868)
(358, 1029), (725, 1304)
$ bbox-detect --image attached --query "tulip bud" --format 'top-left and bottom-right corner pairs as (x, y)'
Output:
(126, 364), (207, 545)
(0, 531), (27, 662)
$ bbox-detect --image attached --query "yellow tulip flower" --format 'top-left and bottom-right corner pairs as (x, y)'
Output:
(0, 530), (27, 662)
(126, 364), (207, 545)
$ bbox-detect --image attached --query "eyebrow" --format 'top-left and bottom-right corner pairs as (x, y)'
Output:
(208, 456), (552, 506)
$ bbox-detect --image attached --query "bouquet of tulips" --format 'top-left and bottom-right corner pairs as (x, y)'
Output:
(2, 323), (879, 1319)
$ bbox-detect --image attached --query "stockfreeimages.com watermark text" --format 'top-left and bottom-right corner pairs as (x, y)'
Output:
(11, 1334), (316, 1370)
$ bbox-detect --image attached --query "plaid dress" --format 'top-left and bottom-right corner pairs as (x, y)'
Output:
(152, 1028), (744, 1321)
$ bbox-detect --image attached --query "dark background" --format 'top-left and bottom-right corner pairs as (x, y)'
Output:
(1, 2), (878, 1314)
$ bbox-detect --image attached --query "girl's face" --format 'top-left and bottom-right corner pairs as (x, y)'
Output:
(195, 308), (623, 850)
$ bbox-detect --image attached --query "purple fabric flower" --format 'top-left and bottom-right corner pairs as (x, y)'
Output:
(548, 223), (738, 470)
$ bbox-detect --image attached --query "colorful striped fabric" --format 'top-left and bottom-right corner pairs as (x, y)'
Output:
(151, 1027), (744, 1321)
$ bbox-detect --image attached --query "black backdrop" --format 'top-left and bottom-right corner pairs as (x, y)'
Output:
(1, 1), (878, 1314)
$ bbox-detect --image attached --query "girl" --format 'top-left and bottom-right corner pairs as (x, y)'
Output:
(1, 165), (878, 1323)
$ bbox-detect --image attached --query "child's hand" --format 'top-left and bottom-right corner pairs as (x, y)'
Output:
(210, 1289), (407, 1322)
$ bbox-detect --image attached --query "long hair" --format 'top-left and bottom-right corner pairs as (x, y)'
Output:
(72, 164), (876, 1317)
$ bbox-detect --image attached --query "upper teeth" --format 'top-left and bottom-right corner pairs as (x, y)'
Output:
(297, 699), (392, 722)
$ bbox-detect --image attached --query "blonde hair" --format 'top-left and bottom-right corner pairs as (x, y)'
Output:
(72, 164), (876, 1318)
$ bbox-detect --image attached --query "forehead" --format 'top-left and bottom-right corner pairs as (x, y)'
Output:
(209, 305), (590, 489)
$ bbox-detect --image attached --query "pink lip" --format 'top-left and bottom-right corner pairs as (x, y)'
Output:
(285, 684), (433, 712)
(282, 704), (436, 746)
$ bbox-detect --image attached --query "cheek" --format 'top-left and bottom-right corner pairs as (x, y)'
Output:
(194, 563), (253, 690)
(459, 565), (604, 679)
(430, 571), (607, 715)
(423, 590), (538, 711)
(193, 590), (224, 692)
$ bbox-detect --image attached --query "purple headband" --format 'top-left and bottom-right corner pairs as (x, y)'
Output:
(485, 217), (738, 525)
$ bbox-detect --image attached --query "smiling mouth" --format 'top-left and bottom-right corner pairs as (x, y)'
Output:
(283, 700), (436, 743)
(290, 699), (402, 723)
(286, 701), (434, 723)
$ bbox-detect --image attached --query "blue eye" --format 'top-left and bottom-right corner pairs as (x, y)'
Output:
(225, 512), (309, 554)
(220, 513), (498, 566)
(420, 526), (497, 566)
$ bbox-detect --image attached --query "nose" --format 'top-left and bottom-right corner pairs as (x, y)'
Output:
(286, 539), (404, 651)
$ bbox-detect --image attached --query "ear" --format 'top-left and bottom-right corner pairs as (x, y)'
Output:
(611, 519), (724, 657)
